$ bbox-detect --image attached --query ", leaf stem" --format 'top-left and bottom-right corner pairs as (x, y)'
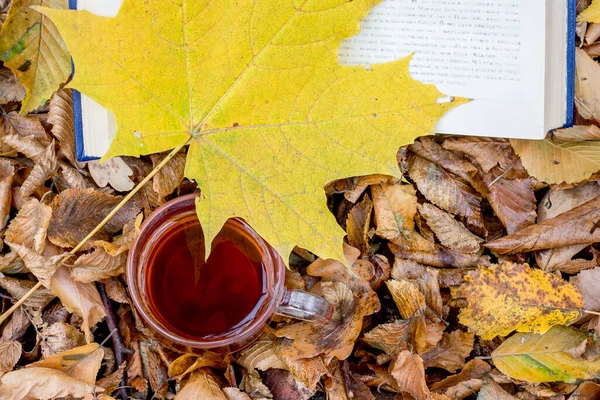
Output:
(0, 138), (191, 325)
(584, 310), (600, 317)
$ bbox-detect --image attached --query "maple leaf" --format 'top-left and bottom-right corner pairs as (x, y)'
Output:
(452, 262), (584, 340)
(40, 0), (461, 262)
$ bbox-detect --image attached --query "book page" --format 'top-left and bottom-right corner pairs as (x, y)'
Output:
(339, 0), (547, 138)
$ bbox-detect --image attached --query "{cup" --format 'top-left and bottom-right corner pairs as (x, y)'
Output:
(127, 193), (333, 354)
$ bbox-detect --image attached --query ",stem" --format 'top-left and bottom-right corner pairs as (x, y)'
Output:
(584, 310), (600, 317)
(0, 138), (191, 325)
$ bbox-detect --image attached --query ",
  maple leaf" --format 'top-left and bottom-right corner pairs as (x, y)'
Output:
(452, 263), (584, 340)
(0, 0), (71, 114)
(491, 326), (600, 383)
(40, 0), (461, 262)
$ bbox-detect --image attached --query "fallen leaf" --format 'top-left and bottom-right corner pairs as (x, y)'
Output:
(168, 351), (227, 380)
(275, 282), (375, 363)
(0, 0), (70, 113)
(1, 111), (49, 143)
(452, 263), (584, 339)
(175, 369), (228, 400)
(151, 151), (186, 199)
(325, 362), (351, 400)
(97, 362), (126, 394)
(552, 125), (600, 142)
(443, 137), (511, 174)
(88, 157), (135, 192)
(569, 381), (600, 399)
(5, 197), (52, 253)
(58, 161), (89, 190)
(574, 47), (600, 123)
(20, 140), (58, 198)
(486, 196), (600, 254)
(102, 277), (130, 304)
(571, 267), (600, 311)
(371, 181), (418, 242)
(386, 279), (425, 319)
(421, 331), (474, 373)
(237, 340), (287, 372)
(40, 321), (86, 357)
(50, 266), (106, 343)
(410, 137), (479, 184)
(71, 247), (127, 283)
(48, 188), (141, 248)
(0, 275), (54, 308)
(0, 68), (25, 104)
(222, 387), (252, 400)
(263, 368), (315, 400)
(0, 367), (102, 400)
(48, 89), (77, 165)
(41, 0), (461, 264)
(477, 376), (517, 400)
(418, 203), (483, 254)
(389, 241), (491, 269)
(1, 307), (30, 342)
(492, 325), (600, 383)
(29, 342), (104, 385)
(407, 153), (485, 235)
(431, 359), (491, 397)
(7, 242), (67, 287)
(275, 351), (328, 391)
(242, 369), (272, 399)
(357, 364), (399, 393)
(363, 315), (439, 358)
(390, 350), (429, 400)
(580, 1), (600, 22)
(0, 159), (13, 232)
(147, 343), (168, 393)
(346, 194), (373, 255)
(510, 138), (600, 184)
(0, 341), (21, 376)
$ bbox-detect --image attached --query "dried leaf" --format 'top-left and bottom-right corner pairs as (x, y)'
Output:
(486, 196), (600, 254)
(443, 137), (511, 174)
(1, 307), (30, 342)
(0, 341), (21, 376)
(8, 242), (67, 287)
(431, 359), (491, 396)
(5, 197), (51, 253)
(48, 89), (77, 165)
(0, 275), (54, 308)
(50, 266), (106, 343)
(151, 151), (186, 199)
(552, 125), (600, 142)
(410, 137), (478, 183)
(168, 351), (227, 379)
(407, 153), (484, 235)
(0, 159), (13, 231)
(103, 277), (130, 304)
(48, 188), (141, 248)
(569, 381), (600, 400)
(71, 247), (127, 283)
(386, 279), (425, 319)
(390, 350), (429, 400)
(223, 388), (252, 400)
(40, 321), (86, 357)
(237, 340), (286, 372)
(575, 48), (600, 122)
(176, 369), (227, 400)
(88, 157), (135, 192)
(371, 181), (418, 242)
(580, 1), (600, 22)
(1, 111), (49, 142)
(363, 316), (439, 357)
(97, 362), (126, 393)
(419, 203), (483, 253)
(346, 194), (373, 254)
(421, 331), (474, 373)
(30, 342), (103, 385)
(477, 376), (517, 400)
(492, 325), (600, 383)
(243, 369), (272, 399)
(0, 367), (102, 400)
(20, 140), (58, 198)
(0, 68), (25, 104)
(58, 161), (88, 189)
(390, 241), (491, 269)
(262, 368), (315, 400)
(275, 282), (374, 363)
(571, 267), (600, 311)
(452, 263), (584, 339)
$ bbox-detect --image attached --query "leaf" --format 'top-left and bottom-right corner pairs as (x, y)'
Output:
(418, 203), (483, 254)
(572, 267), (600, 311)
(40, 0), (461, 263)
(242, 369), (272, 399)
(431, 359), (491, 398)
(491, 325), (600, 383)
(486, 195), (600, 254)
(40, 321), (86, 357)
(20, 140), (58, 198)
(97, 363), (126, 393)
(168, 351), (227, 379)
(0, 367), (102, 400)
(371, 181), (418, 242)
(575, 48), (600, 121)
(452, 262), (584, 340)
(222, 388), (252, 400)
(275, 282), (375, 363)
(150, 151), (186, 199)
(0, 159), (14, 231)
(477, 377), (517, 400)
(48, 188), (141, 249)
(552, 125), (600, 142)
(570, 381), (600, 400)
(71, 247), (127, 283)
(7, 242), (67, 287)
(580, 0), (600, 22)
(5, 198), (52, 253)
(407, 153), (484, 235)
(0, 68), (26, 104)
(48, 89), (77, 165)
(29, 342), (104, 385)
(262, 368), (316, 400)
(0, 275), (54, 308)
(346, 194), (373, 254)
(390, 350), (430, 400)
(443, 137), (511, 174)
(88, 157), (135, 192)
(176, 369), (227, 400)
(420, 331), (474, 373)
(237, 340), (286, 372)
(50, 266), (106, 343)
(0, 341), (21, 376)
(386, 279), (425, 319)
(363, 316), (441, 358)
(0, 0), (71, 113)
(510, 138), (600, 184)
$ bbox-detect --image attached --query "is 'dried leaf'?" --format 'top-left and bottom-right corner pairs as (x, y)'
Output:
(5, 198), (52, 254)
(452, 262), (584, 340)
(492, 325), (600, 383)
(40, 0), (461, 262)
(580, 0), (600, 22)
(88, 157), (135, 192)
(48, 89), (77, 165)
(0, 0), (71, 114)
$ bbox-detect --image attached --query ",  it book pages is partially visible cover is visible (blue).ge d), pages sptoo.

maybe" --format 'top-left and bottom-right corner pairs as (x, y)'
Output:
(70, 0), (576, 162)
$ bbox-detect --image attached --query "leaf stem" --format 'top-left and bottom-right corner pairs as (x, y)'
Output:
(0, 138), (191, 325)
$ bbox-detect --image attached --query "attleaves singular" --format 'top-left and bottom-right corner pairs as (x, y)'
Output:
(40, 0), (461, 262)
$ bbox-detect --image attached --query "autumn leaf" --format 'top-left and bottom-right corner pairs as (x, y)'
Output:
(151, 151), (187, 199)
(40, 0), (461, 263)
(572, 267), (600, 311)
(88, 157), (135, 192)
(452, 263), (584, 339)
(0, 0), (71, 113)
(176, 369), (227, 400)
(71, 247), (127, 283)
(390, 350), (429, 400)
(5, 198), (51, 254)
(580, 2), (600, 27)
(40, 321), (86, 357)
(7, 242), (67, 287)
(0, 68), (25, 104)
(443, 137), (511, 174)
(29, 342), (104, 385)
(430, 359), (491, 399)
(0, 341), (21, 376)
(491, 325), (600, 382)
(48, 89), (77, 165)
(418, 203), (483, 254)
(420, 330), (474, 373)
(168, 351), (227, 380)
(552, 125), (600, 142)
(477, 376), (517, 400)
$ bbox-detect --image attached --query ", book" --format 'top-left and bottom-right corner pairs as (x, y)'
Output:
(71, 0), (576, 161)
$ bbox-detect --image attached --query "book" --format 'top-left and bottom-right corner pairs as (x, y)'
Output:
(71, 0), (576, 161)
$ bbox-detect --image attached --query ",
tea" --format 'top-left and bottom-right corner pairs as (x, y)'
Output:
(145, 217), (266, 339)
